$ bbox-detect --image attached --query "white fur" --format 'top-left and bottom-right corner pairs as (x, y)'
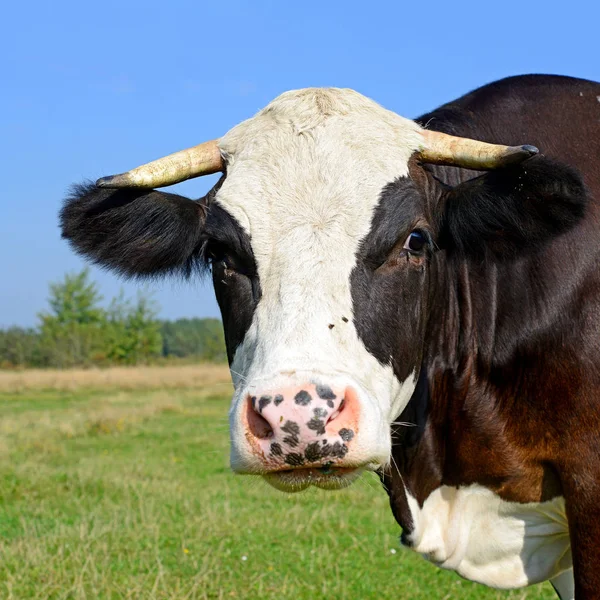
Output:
(215, 88), (425, 474)
(404, 485), (572, 589)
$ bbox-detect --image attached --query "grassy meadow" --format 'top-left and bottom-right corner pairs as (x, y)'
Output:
(0, 365), (555, 599)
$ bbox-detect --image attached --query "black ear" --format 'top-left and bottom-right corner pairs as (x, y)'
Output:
(60, 182), (206, 278)
(439, 157), (588, 260)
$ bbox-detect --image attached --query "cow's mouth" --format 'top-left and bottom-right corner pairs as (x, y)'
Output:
(263, 466), (363, 492)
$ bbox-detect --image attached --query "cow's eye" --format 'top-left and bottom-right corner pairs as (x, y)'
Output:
(205, 242), (227, 265)
(205, 241), (251, 277)
(404, 230), (427, 254)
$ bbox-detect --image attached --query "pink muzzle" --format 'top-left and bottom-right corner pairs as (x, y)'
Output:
(243, 383), (360, 471)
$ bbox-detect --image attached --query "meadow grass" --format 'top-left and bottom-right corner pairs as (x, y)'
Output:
(0, 366), (556, 599)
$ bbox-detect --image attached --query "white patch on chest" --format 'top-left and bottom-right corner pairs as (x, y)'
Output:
(404, 485), (572, 589)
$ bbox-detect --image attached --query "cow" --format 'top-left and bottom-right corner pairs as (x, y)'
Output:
(60, 74), (600, 599)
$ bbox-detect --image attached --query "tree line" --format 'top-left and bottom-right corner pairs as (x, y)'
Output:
(0, 269), (226, 369)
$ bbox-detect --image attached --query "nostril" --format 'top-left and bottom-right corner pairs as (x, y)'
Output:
(246, 397), (274, 439)
(328, 396), (345, 422)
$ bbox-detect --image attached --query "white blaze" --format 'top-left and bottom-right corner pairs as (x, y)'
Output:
(215, 88), (424, 471)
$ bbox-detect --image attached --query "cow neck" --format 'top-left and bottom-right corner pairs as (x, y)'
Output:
(380, 156), (582, 528)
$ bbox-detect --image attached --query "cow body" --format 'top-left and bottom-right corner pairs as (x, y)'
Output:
(380, 75), (600, 599)
(61, 75), (600, 598)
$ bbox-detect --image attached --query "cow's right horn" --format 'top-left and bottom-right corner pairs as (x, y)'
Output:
(96, 139), (224, 189)
(418, 129), (539, 170)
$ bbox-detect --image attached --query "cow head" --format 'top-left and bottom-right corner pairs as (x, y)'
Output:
(61, 88), (586, 492)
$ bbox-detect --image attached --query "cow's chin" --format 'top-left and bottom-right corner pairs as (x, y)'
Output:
(262, 467), (363, 493)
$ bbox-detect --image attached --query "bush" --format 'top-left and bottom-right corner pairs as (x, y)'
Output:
(0, 269), (226, 369)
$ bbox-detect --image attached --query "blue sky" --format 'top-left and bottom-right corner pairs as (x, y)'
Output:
(2, 0), (598, 327)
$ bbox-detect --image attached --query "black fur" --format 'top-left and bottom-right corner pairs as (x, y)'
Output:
(439, 157), (588, 260)
(203, 202), (261, 363)
(60, 182), (207, 278)
(351, 176), (432, 383)
(60, 178), (260, 364)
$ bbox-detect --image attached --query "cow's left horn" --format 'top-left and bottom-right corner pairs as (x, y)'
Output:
(418, 130), (538, 170)
(96, 140), (224, 189)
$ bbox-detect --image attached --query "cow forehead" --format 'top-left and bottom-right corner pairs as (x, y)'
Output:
(215, 87), (425, 250)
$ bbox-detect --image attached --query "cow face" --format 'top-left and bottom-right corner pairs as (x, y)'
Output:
(61, 88), (586, 493)
(210, 89), (431, 490)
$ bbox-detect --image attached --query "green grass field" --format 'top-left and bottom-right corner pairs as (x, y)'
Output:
(0, 367), (556, 599)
